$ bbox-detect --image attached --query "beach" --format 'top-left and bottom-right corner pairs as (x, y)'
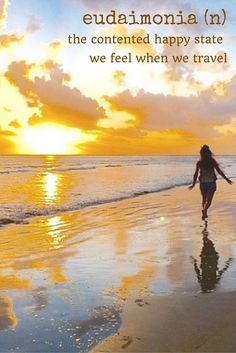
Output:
(0, 165), (236, 352)
(1, 0), (236, 350)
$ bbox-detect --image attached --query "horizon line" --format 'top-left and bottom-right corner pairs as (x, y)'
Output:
(0, 153), (236, 157)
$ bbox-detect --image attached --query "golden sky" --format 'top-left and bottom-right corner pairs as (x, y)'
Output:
(0, 0), (236, 155)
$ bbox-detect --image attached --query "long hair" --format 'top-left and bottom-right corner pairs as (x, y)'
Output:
(200, 145), (216, 170)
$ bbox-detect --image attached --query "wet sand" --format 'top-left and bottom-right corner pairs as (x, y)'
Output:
(93, 292), (236, 352)
(0, 181), (236, 352)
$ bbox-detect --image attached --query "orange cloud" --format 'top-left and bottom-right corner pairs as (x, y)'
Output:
(81, 128), (203, 155)
(44, 40), (65, 61)
(5, 61), (105, 130)
(0, 0), (9, 29)
(0, 129), (16, 136)
(0, 129), (17, 153)
(49, 40), (63, 49)
(0, 34), (23, 48)
(9, 119), (22, 129)
(112, 70), (126, 85)
(100, 25), (156, 56)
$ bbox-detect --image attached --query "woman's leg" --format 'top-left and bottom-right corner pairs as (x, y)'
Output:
(200, 188), (207, 220)
(203, 190), (215, 218)
(201, 189), (207, 209)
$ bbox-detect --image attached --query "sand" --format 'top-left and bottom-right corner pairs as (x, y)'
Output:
(93, 292), (236, 352)
(0, 181), (236, 352)
(92, 181), (236, 352)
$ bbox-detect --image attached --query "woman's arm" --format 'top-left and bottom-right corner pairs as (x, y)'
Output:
(189, 162), (200, 189)
(190, 256), (202, 281)
(215, 163), (233, 184)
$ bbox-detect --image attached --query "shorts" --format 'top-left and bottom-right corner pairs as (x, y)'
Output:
(200, 181), (217, 193)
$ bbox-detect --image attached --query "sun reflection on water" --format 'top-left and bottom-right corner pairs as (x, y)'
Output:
(47, 216), (65, 249)
(45, 155), (56, 169)
(43, 172), (59, 205)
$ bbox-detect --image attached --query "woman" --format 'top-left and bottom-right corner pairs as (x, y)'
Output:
(189, 145), (233, 220)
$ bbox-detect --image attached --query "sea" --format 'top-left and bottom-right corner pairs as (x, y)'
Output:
(0, 155), (235, 226)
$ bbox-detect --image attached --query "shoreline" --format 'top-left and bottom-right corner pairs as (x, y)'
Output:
(0, 179), (191, 228)
(0, 178), (230, 228)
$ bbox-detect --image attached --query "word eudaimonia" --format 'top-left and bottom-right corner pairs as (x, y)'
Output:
(83, 10), (198, 26)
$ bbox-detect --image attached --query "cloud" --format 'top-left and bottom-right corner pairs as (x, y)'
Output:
(112, 70), (126, 85)
(0, 0), (9, 29)
(0, 129), (17, 153)
(0, 129), (16, 136)
(5, 60), (105, 130)
(70, 0), (198, 12)
(48, 40), (63, 49)
(0, 34), (23, 48)
(104, 75), (236, 137)
(44, 40), (65, 61)
(9, 119), (22, 129)
(96, 23), (229, 95)
(81, 127), (204, 155)
(99, 25), (156, 56)
(70, 0), (132, 11)
(26, 15), (42, 33)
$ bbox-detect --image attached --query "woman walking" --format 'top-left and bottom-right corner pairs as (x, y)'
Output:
(189, 145), (233, 220)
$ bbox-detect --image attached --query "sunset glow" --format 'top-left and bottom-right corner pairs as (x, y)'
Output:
(16, 124), (96, 155)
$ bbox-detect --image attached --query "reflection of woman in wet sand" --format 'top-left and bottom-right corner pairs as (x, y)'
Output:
(191, 223), (233, 293)
(189, 145), (233, 220)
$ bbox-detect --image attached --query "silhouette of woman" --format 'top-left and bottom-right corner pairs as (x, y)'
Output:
(191, 222), (232, 293)
(189, 145), (233, 220)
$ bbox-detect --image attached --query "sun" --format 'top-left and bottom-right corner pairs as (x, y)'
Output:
(16, 123), (96, 155)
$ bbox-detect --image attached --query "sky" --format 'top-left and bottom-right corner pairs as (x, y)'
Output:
(0, 0), (236, 155)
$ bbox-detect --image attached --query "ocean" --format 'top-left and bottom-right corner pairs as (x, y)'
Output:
(0, 155), (235, 226)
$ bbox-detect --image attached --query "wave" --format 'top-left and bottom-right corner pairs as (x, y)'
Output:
(57, 166), (97, 172)
(0, 180), (190, 227)
(0, 163), (151, 174)
(104, 164), (122, 168)
(0, 166), (98, 175)
(0, 218), (29, 227)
